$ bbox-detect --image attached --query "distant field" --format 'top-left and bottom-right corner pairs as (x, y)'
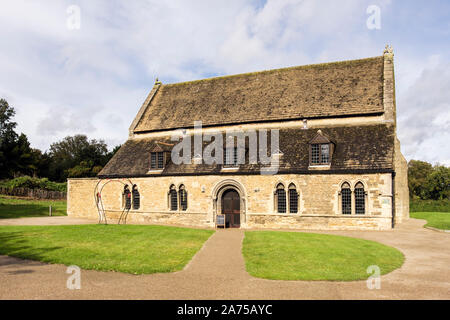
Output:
(0, 195), (67, 219)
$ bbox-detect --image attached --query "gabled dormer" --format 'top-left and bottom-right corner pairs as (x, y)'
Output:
(308, 130), (335, 169)
(149, 142), (171, 172)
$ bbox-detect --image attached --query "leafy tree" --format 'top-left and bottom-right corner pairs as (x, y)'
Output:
(424, 166), (450, 200)
(67, 160), (93, 178)
(0, 98), (17, 140)
(0, 98), (121, 181)
(0, 99), (38, 178)
(408, 160), (433, 199)
(48, 135), (119, 181)
(0, 99), (18, 178)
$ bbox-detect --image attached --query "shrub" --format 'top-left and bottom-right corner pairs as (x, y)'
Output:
(1, 176), (67, 192)
(410, 198), (450, 212)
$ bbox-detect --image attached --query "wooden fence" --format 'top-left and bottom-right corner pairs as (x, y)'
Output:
(0, 187), (66, 200)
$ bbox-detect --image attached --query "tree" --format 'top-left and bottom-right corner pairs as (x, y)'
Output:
(0, 98), (120, 181)
(47, 135), (118, 181)
(424, 166), (450, 200)
(408, 160), (433, 199)
(0, 98), (17, 140)
(0, 99), (39, 178)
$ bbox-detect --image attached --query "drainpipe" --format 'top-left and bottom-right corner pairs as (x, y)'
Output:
(391, 172), (396, 228)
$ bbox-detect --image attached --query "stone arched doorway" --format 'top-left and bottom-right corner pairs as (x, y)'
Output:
(212, 179), (246, 228)
(221, 189), (241, 228)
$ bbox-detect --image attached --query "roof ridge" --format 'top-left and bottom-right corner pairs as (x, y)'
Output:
(161, 56), (383, 87)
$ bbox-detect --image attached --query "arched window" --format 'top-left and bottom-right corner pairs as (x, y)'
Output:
(132, 185), (140, 210)
(179, 185), (187, 211)
(341, 182), (351, 215)
(355, 182), (365, 215)
(123, 185), (131, 210)
(276, 183), (286, 213)
(288, 183), (298, 214)
(169, 184), (178, 211)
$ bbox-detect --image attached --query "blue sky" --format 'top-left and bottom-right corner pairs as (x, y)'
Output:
(0, 0), (449, 165)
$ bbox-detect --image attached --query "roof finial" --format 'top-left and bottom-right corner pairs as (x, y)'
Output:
(383, 44), (393, 56)
(155, 77), (162, 85)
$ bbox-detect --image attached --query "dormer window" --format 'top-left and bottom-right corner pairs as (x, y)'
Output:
(150, 152), (164, 169)
(311, 143), (330, 165)
(309, 130), (334, 167)
(224, 147), (238, 167)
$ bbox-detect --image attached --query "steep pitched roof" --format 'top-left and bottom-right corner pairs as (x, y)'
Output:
(99, 124), (394, 177)
(133, 56), (385, 133)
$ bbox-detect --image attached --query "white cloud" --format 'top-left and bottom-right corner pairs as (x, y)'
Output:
(397, 59), (450, 165)
(0, 0), (448, 166)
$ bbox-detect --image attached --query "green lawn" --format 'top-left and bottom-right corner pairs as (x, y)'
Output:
(0, 224), (214, 274)
(0, 195), (67, 219)
(243, 231), (404, 281)
(410, 212), (450, 230)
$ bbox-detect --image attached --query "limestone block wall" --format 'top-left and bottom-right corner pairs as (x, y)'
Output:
(394, 137), (410, 223)
(68, 172), (393, 230)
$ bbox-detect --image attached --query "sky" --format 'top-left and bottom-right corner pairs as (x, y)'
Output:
(0, 0), (449, 165)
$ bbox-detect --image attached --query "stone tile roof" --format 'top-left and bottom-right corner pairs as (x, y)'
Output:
(99, 124), (394, 177)
(133, 56), (385, 133)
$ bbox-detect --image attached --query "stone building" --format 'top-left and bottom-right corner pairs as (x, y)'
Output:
(68, 47), (409, 230)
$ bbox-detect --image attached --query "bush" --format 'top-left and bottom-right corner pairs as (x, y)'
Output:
(410, 198), (450, 212)
(0, 176), (67, 192)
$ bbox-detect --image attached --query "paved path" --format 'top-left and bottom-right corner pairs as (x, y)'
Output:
(0, 218), (449, 299)
(0, 216), (96, 226)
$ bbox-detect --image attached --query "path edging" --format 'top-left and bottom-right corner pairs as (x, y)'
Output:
(425, 226), (450, 233)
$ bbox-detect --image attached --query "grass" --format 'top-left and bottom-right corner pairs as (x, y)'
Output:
(410, 212), (450, 230)
(410, 199), (450, 213)
(0, 224), (214, 274)
(242, 231), (404, 281)
(0, 195), (67, 219)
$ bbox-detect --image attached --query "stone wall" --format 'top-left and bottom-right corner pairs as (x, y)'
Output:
(394, 137), (410, 224)
(68, 172), (394, 230)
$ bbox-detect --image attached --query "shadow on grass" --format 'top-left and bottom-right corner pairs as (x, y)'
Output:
(0, 231), (63, 271)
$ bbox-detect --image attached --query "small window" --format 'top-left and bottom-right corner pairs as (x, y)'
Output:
(311, 144), (320, 164)
(132, 185), (140, 210)
(276, 183), (286, 213)
(169, 185), (178, 211)
(179, 185), (187, 211)
(224, 147), (238, 167)
(288, 184), (298, 214)
(310, 143), (331, 165)
(341, 182), (351, 215)
(158, 152), (164, 169)
(151, 152), (164, 169)
(321, 144), (330, 163)
(355, 182), (365, 215)
(123, 185), (131, 210)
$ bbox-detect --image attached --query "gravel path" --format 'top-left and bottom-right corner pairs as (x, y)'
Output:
(0, 216), (96, 226)
(0, 218), (448, 299)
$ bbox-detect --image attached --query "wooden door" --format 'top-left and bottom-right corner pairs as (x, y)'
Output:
(221, 189), (240, 228)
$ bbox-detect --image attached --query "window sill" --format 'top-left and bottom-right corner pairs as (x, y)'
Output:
(221, 166), (239, 172)
(147, 169), (164, 174)
(308, 164), (331, 170)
